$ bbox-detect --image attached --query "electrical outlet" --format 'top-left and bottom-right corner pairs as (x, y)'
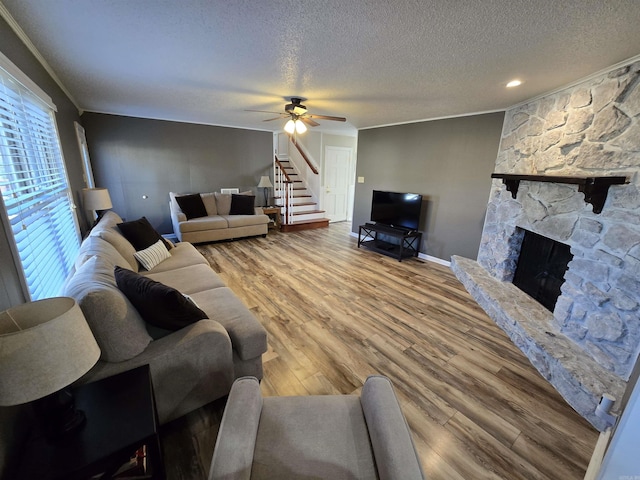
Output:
(357, 176), (365, 183)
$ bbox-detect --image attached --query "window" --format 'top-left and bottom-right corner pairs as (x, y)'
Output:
(0, 52), (80, 301)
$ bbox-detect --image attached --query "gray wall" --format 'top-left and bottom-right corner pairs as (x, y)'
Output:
(81, 113), (273, 234)
(0, 17), (84, 311)
(354, 112), (505, 261)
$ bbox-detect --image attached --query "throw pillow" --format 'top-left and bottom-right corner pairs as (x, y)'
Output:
(134, 239), (171, 270)
(117, 217), (172, 251)
(214, 192), (232, 215)
(229, 194), (256, 215)
(200, 192), (218, 216)
(114, 266), (208, 330)
(176, 194), (208, 220)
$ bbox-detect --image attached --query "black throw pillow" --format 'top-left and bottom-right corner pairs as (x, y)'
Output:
(117, 217), (171, 250)
(229, 194), (255, 215)
(176, 194), (208, 219)
(114, 266), (208, 331)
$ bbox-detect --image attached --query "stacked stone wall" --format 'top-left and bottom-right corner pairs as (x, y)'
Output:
(478, 60), (640, 379)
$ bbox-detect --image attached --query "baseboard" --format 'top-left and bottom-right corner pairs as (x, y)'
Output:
(418, 252), (451, 267)
(349, 231), (451, 267)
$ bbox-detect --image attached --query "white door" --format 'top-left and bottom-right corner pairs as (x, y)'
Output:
(324, 146), (352, 222)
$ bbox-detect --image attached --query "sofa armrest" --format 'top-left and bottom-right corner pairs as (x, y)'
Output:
(208, 377), (263, 480)
(169, 199), (187, 241)
(360, 375), (425, 480)
(78, 319), (235, 424)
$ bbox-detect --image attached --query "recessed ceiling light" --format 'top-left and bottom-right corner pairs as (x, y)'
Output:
(506, 80), (522, 88)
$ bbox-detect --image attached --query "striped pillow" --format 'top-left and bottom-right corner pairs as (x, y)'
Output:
(134, 239), (171, 270)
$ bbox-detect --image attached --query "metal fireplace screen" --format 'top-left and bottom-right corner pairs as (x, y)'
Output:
(513, 229), (573, 312)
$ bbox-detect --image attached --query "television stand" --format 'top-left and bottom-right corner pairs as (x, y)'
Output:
(358, 223), (422, 261)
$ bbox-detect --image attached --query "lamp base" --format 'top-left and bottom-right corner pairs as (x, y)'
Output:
(33, 387), (87, 441)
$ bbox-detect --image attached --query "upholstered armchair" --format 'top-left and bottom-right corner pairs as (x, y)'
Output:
(208, 375), (425, 480)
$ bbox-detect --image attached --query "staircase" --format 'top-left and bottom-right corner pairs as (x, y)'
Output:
(274, 151), (329, 232)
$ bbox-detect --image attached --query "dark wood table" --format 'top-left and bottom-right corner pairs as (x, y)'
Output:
(11, 365), (165, 479)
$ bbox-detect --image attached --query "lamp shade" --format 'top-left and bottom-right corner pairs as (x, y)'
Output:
(257, 176), (273, 188)
(284, 119), (296, 134)
(295, 119), (307, 134)
(0, 297), (100, 406)
(82, 187), (112, 211)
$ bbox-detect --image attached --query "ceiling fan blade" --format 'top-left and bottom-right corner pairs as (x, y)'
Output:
(300, 117), (320, 127)
(306, 114), (347, 122)
(262, 116), (284, 122)
(245, 109), (285, 115)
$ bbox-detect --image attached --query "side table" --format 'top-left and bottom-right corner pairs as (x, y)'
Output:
(262, 206), (282, 230)
(10, 365), (165, 479)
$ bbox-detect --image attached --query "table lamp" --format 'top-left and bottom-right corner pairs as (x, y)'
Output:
(83, 187), (113, 221)
(0, 297), (101, 440)
(257, 176), (273, 207)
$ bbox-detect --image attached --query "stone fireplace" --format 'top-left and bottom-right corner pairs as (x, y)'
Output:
(452, 58), (640, 431)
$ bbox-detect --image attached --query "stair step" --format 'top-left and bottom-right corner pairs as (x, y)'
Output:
(274, 195), (312, 199)
(280, 218), (330, 232)
(292, 209), (324, 216)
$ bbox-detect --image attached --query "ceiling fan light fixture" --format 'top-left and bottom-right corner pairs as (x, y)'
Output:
(284, 119), (296, 134)
(295, 119), (307, 134)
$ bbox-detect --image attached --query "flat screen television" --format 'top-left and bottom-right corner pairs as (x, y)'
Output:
(370, 190), (422, 231)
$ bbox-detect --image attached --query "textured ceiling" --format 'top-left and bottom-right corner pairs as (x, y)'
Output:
(3, 0), (640, 134)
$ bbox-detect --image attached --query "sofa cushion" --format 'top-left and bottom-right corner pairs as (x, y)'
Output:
(179, 215), (229, 233)
(134, 239), (171, 270)
(223, 214), (270, 228)
(229, 194), (256, 215)
(117, 216), (172, 251)
(176, 194), (208, 220)
(201, 192), (218, 216)
(190, 287), (267, 360)
(144, 264), (227, 294)
(252, 396), (377, 480)
(89, 210), (124, 235)
(214, 192), (232, 216)
(138, 242), (210, 273)
(97, 229), (139, 271)
(76, 235), (132, 270)
(62, 256), (152, 362)
(115, 266), (209, 331)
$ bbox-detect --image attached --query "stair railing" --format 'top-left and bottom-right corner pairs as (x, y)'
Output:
(288, 135), (318, 174)
(274, 155), (294, 225)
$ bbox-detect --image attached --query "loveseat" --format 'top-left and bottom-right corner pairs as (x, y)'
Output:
(62, 211), (268, 425)
(170, 191), (270, 243)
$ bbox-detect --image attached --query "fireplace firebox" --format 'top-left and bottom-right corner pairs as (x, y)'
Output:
(512, 229), (573, 312)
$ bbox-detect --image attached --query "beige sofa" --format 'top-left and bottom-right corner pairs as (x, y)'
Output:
(170, 191), (269, 243)
(62, 211), (268, 425)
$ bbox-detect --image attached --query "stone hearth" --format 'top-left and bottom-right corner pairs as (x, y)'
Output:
(452, 59), (640, 431)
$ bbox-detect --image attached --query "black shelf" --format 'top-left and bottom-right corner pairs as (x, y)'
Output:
(358, 223), (422, 261)
(491, 173), (627, 214)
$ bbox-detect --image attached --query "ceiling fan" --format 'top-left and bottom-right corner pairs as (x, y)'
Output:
(246, 97), (346, 133)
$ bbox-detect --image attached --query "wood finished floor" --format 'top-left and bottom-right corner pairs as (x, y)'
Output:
(160, 222), (598, 480)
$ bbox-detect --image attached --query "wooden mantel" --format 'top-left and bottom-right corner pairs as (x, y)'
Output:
(491, 173), (628, 214)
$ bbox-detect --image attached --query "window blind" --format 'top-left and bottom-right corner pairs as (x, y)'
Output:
(0, 58), (80, 301)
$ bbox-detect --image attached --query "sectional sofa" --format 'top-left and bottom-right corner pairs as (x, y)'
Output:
(62, 211), (267, 425)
